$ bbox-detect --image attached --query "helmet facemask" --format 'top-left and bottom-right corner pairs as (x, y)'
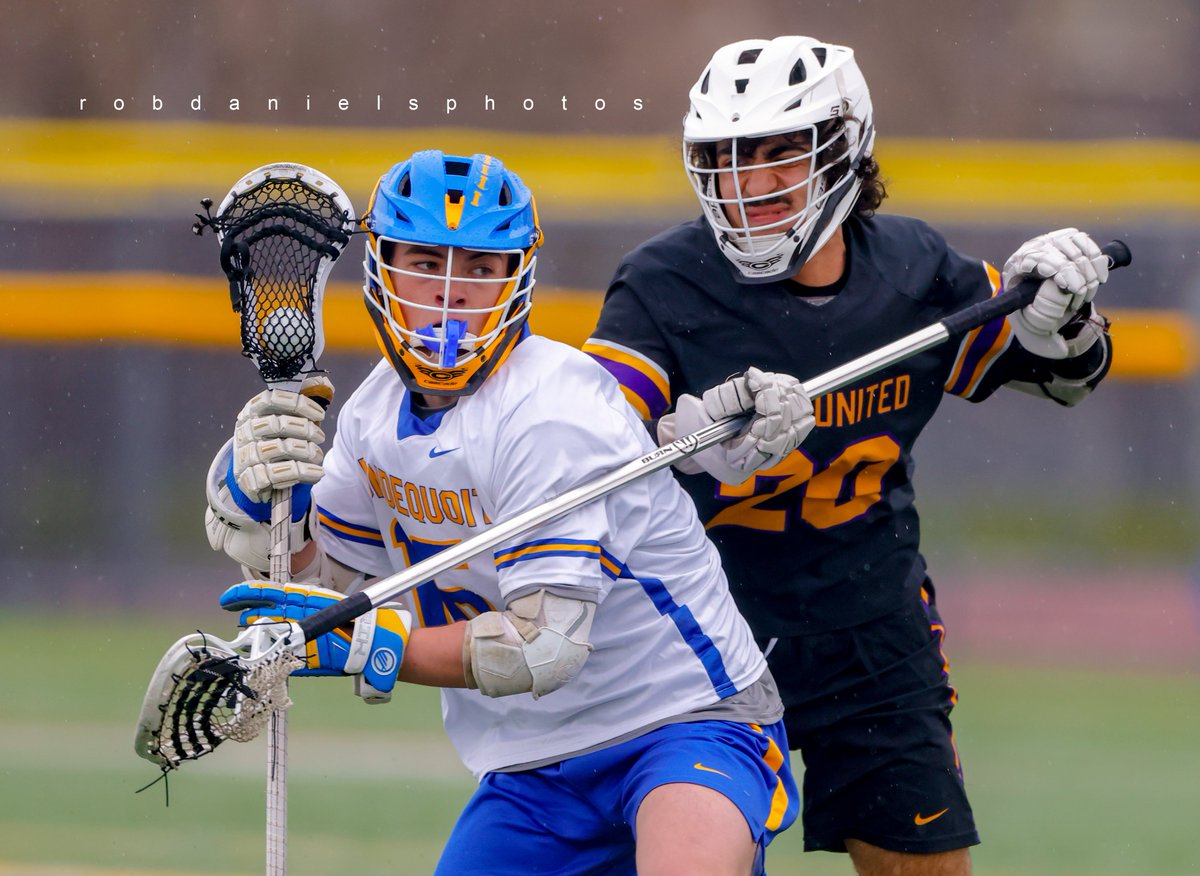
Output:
(365, 236), (536, 396)
(684, 122), (855, 278)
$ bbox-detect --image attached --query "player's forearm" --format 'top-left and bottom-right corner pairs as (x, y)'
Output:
(291, 540), (318, 574)
(398, 622), (470, 688)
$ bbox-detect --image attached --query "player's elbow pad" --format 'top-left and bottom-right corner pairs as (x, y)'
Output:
(463, 591), (596, 698)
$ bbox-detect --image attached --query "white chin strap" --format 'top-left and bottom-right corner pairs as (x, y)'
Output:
(728, 230), (789, 258)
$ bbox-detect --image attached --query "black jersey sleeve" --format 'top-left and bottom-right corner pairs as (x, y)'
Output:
(932, 233), (1113, 405)
(582, 259), (677, 420)
(967, 306), (1113, 405)
(930, 237), (1014, 401)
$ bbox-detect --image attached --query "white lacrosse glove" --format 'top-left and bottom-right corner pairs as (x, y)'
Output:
(1004, 227), (1109, 359)
(206, 374), (333, 574)
(233, 374), (333, 503)
(660, 367), (815, 485)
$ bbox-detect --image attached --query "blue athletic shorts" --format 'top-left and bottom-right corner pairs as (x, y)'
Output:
(433, 719), (799, 875)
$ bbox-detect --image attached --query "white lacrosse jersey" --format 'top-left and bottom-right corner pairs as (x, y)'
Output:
(312, 335), (767, 778)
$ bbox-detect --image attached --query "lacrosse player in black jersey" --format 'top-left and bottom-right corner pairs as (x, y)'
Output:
(584, 35), (1113, 876)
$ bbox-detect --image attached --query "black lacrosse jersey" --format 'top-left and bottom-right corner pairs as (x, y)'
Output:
(584, 214), (1102, 635)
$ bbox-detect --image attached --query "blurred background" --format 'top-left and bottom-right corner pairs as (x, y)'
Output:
(1, 1), (1197, 874)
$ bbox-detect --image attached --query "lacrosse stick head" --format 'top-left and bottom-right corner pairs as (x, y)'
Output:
(133, 626), (303, 773)
(194, 163), (357, 387)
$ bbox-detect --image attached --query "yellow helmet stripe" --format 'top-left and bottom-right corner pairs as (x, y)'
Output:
(444, 193), (465, 230)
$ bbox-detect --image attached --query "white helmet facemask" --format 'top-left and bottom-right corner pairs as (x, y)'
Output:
(364, 238), (535, 371)
(683, 36), (876, 284)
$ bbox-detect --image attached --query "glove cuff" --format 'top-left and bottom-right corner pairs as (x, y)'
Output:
(225, 454), (312, 523)
(350, 607), (409, 698)
(353, 675), (393, 704)
(206, 439), (311, 571)
(656, 411), (706, 476)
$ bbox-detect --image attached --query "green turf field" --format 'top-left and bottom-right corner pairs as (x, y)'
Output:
(1, 612), (1197, 876)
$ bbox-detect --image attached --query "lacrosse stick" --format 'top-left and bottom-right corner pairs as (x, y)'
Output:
(135, 239), (1130, 774)
(189, 162), (356, 876)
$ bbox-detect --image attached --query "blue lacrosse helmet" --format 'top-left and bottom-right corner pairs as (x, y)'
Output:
(363, 151), (544, 396)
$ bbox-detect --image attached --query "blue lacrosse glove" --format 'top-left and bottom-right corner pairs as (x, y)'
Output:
(219, 581), (411, 703)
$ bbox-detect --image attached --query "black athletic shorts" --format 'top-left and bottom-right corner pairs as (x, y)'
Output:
(764, 580), (980, 854)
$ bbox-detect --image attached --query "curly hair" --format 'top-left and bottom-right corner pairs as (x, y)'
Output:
(829, 117), (887, 217)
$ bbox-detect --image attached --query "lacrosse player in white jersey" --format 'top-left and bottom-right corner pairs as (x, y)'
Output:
(204, 150), (815, 875)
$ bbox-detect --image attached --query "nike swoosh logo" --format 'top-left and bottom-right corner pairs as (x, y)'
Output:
(693, 762), (732, 779)
(428, 447), (459, 458)
(914, 808), (950, 826)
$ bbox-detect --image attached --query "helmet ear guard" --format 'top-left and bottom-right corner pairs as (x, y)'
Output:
(362, 151), (542, 396)
(682, 36), (876, 283)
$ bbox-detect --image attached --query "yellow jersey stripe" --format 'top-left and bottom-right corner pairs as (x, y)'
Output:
(494, 542), (602, 565)
(581, 339), (671, 399)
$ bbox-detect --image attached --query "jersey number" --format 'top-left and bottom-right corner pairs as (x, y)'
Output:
(391, 520), (495, 626)
(706, 435), (901, 532)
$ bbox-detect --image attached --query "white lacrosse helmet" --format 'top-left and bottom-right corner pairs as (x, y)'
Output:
(683, 36), (876, 283)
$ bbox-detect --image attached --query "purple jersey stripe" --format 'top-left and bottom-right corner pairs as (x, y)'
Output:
(947, 314), (1006, 397)
(588, 353), (670, 419)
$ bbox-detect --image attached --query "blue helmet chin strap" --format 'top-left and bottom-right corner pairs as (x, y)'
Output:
(415, 319), (469, 367)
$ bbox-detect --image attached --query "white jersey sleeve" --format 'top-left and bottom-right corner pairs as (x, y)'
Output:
(479, 364), (646, 606)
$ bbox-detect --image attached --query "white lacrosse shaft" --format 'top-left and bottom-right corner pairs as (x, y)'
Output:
(263, 484), (292, 876)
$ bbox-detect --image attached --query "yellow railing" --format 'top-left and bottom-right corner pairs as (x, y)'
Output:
(2, 119), (1199, 222)
(1, 273), (1192, 380)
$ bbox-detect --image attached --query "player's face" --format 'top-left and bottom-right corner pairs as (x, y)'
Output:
(714, 133), (814, 236)
(383, 243), (514, 337)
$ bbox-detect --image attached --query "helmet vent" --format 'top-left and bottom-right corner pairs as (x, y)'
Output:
(700, 70), (710, 94)
(498, 183), (512, 206)
(788, 60), (807, 85)
(783, 96), (806, 112)
(399, 174), (412, 197)
(445, 160), (471, 177)
(812, 47), (827, 65)
(735, 78), (749, 94)
(737, 48), (762, 64)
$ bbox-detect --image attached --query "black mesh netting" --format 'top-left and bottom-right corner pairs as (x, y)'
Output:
(203, 175), (353, 381)
(148, 644), (301, 771)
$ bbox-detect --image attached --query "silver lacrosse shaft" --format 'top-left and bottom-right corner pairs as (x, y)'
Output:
(298, 237), (1133, 641)
(296, 318), (956, 644)
(264, 485), (292, 876)
(371, 329), (940, 595)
